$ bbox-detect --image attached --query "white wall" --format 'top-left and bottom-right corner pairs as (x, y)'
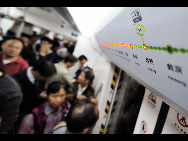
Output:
(84, 7), (125, 54)
(91, 54), (115, 134)
(68, 34), (98, 77)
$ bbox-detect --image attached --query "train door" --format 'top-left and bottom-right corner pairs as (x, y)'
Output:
(102, 69), (145, 134)
(133, 89), (168, 134)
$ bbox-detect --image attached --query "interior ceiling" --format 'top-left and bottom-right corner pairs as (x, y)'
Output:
(49, 7), (80, 33)
(17, 7), (80, 33)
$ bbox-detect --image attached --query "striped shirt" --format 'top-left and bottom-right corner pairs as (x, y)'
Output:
(18, 102), (70, 134)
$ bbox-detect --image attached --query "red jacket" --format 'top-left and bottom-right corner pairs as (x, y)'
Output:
(0, 52), (29, 76)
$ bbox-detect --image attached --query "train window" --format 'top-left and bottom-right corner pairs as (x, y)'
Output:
(107, 70), (145, 134)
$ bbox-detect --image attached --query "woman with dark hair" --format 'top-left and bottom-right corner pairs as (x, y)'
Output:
(18, 81), (70, 134)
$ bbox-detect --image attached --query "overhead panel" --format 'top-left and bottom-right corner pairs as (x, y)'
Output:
(95, 7), (188, 117)
(50, 7), (80, 32)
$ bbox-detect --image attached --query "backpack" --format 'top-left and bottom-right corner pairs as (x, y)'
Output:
(31, 101), (69, 134)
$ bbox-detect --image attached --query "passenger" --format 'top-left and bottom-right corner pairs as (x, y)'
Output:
(32, 31), (49, 53)
(63, 40), (71, 49)
(0, 69), (23, 134)
(29, 34), (41, 55)
(20, 33), (35, 65)
(56, 46), (68, 61)
(12, 60), (56, 133)
(52, 39), (60, 52)
(42, 31), (50, 37)
(67, 44), (75, 55)
(52, 98), (99, 134)
(0, 27), (4, 41)
(20, 33), (30, 47)
(79, 55), (93, 69)
(30, 36), (56, 66)
(0, 27), (5, 52)
(45, 55), (77, 91)
(74, 55), (93, 79)
(18, 81), (70, 134)
(66, 67), (97, 105)
(56, 43), (75, 60)
(52, 40), (63, 63)
(0, 37), (29, 75)
(34, 30), (49, 53)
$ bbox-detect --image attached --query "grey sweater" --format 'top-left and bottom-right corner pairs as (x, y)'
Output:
(0, 70), (23, 133)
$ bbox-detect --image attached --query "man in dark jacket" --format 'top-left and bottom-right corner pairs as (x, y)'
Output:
(66, 67), (97, 105)
(74, 55), (93, 80)
(20, 33), (35, 66)
(12, 60), (56, 133)
(0, 69), (23, 134)
(30, 37), (56, 66)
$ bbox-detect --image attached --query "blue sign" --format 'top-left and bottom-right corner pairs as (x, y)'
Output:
(71, 33), (77, 37)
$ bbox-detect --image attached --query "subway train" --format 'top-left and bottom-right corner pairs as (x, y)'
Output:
(0, 7), (188, 134)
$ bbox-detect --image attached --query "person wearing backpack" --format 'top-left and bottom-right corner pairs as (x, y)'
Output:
(18, 81), (70, 134)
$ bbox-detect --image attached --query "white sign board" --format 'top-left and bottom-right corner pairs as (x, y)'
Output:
(133, 88), (163, 134)
(96, 7), (188, 113)
(162, 107), (188, 134)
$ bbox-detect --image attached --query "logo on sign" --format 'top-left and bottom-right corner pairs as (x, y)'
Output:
(141, 121), (147, 134)
(71, 33), (77, 37)
(172, 113), (188, 134)
(147, 93), (156, 108)
(177, 113), (188, 127)
(148, 93), (156, 104)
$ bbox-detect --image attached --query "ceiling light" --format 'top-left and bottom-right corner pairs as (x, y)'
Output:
(67, 7), (113, 38)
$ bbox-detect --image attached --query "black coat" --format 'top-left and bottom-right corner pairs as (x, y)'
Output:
(20, 44), (35, 66)
(0, 70), (23, 133)
(12, 69), (47, 133)
(29, 49), (57, 66)
(12, 69), (47, 115)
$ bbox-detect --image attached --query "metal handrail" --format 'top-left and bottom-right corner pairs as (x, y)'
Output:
(0, 13), (24, 23)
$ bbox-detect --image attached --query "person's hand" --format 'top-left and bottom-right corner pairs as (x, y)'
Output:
(39, 91), (48, 99)
(91, 98), (98, 105)
(39, 46), (47, 56)
(79, 64), (83, 69)
(14, 16), (25, 25)
(77, 95), (87, 99)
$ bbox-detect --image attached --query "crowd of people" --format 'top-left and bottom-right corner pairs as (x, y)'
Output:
(0, 19), (99, 134)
